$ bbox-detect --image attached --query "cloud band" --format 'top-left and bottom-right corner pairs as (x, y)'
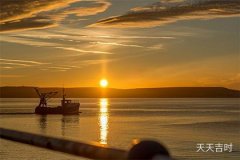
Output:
(90, 0), (240, 28)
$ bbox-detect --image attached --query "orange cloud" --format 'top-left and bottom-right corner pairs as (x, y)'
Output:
(0, 0), (111, 32)
(0, 0), (78, 23)
(61, 1), (111, 17)
(90, 0), (240, 28)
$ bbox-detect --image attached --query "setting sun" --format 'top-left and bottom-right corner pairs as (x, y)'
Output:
(100, 79), (108, 88)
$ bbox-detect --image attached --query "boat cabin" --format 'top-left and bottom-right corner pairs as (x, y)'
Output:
(61, 99), (72, 106)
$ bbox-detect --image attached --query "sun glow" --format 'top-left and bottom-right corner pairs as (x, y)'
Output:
(100, 79), (108, 88)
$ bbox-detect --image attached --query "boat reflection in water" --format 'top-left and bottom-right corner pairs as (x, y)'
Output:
(99, 98), (109, 145)
(39, 115), (47, 134)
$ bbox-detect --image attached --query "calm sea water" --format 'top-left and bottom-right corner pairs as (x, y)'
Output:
(0, 98), (239, 160)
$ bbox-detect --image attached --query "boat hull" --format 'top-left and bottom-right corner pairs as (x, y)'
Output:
(35, 104), (80, 115)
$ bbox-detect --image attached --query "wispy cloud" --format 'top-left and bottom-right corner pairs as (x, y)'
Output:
(47, 66), (72, 71)
(0, 58), (49, 70)
(1, 26), (174, 57)
(0, 58), (83, 72)
(1, 34), (113, 55)
(39, 64), (83, 72)
(0, 0), (77, 32)
(0, 58), (47, 65)
(90, 41), (165, 50)
(3, 27), (176, 46)
(148, 44), (164, 50)
(0, 36), (59, 47)
(98, 36), (176, 39)
(0, 62), (33, 67)
(39, 27), (177, 40)
(80, 59), (112, 65)
(90, 0), (240, 28)
(61, 1), (111, 17)
(90, 41), (144, 48)
(0, 0), (76, 23)
(0, 0), (111, 32)
(55, 46), (112, 54)
(1, 66), (13, 69)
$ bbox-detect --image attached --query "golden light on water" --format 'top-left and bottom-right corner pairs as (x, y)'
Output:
(99, 98), (109, 145)
(99, 79), (108, 88)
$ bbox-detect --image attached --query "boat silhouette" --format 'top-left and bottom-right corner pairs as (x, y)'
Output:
(34, 88), (80, 115)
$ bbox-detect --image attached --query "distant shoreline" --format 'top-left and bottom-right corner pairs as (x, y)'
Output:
(0, 87), (239, 98)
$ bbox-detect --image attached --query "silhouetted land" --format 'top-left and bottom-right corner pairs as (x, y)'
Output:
(0, 87), (239, 98)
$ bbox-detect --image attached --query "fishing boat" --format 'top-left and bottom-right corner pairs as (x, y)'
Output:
(34, 88), (80, 115)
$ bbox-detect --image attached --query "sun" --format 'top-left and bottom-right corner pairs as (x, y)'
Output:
(100, 79), (108, 88)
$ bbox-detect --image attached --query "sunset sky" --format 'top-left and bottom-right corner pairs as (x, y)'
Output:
(0, 0), (239, 89)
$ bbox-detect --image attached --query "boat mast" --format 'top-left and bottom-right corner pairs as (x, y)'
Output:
(62, 88), (65, 101)
(62, 88), (66, 106)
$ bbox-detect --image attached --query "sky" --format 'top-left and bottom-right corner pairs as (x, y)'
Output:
(0, 0), (239, 89)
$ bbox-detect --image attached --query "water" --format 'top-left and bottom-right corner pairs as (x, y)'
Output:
(0, 98), (239, 160)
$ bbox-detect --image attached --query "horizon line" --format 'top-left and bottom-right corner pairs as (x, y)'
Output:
(0, 85), (239, 91)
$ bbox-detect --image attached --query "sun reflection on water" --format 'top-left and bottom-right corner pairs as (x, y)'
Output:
(99, 98), (109, 145)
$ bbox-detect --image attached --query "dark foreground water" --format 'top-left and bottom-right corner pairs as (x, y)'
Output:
(0, 98), (239, 160)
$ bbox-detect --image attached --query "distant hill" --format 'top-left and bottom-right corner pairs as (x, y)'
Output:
(0, 87), (239, 98)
